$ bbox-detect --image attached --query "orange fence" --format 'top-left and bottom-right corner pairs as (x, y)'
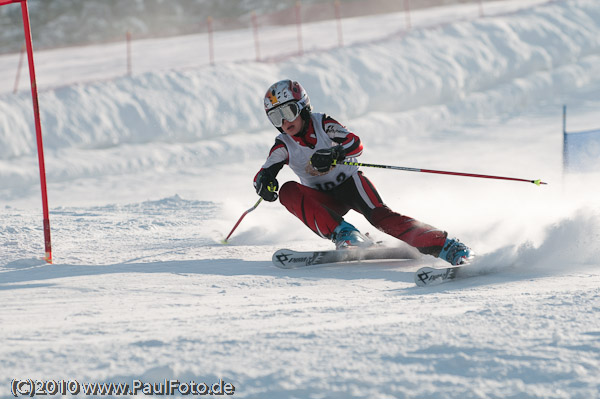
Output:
(7, 0), (553, 93)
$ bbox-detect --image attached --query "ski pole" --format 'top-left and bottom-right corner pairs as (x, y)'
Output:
(222, 182), (278, 243)
(222, 197), (263, 244)
(335, 160), (548, 186)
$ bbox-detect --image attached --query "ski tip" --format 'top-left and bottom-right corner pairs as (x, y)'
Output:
(414, 267), (433, 287)
(414, 266), (460, 287)
(272, 249), (298, 269)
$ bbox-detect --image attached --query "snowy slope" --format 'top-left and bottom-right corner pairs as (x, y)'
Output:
(1, 1), (600, 398)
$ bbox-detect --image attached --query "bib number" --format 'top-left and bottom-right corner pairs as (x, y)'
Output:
(315, 172), (347, 191)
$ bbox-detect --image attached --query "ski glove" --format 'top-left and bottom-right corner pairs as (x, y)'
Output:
(310, 145), (346, 173)
(254, 169), (279, 202)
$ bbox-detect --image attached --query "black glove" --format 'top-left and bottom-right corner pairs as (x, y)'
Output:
(254, 170), (279, 202)
(310, 145), (346, 173)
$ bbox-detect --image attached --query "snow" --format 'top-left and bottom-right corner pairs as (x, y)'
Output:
(1, 0), (600, 398)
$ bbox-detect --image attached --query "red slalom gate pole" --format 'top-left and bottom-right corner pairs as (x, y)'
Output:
(19, 0), (53, 262)
(338, 160), (548, 186)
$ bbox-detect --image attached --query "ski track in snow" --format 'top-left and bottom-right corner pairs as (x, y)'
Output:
(1, 1), (600, 398)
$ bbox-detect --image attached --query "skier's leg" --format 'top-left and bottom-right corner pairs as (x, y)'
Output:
(368, 206), (448, 256)
(278, 181), (350, 239)
(333, 172), (448, 256)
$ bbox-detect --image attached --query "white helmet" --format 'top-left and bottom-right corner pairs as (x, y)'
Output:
(264, 80), (311, 128)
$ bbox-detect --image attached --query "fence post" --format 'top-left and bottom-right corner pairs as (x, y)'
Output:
(295, 1), (303, 56)
(404, 0), (411, 31)
(126, 31), (132, 76)
(252, 12), (261, 61)
(13, 43), (25, 93)
(334, 0), (343, 47)
(207, 16), (215, 65)
(478, 0), (485, 17)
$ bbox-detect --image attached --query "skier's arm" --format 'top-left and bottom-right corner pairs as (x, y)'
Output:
(253, 139), (288, 201)
(310, 115), (363, 172)
(323, 115), (363, 158)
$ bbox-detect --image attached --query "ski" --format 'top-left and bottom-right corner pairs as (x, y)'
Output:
(414, 265), (462, 287)
(272, 246), (420, 269)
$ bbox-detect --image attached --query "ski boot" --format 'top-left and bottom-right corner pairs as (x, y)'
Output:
(438, 237), (474, 265)
(332, 221), (374, 250)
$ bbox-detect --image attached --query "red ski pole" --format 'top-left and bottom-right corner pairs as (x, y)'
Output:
(223, 183), (278, 243)
(338, 160), (548, 186)
(222, 197), (263, 244)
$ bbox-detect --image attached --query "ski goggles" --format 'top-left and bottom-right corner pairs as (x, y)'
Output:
(267, 102), (301, 127)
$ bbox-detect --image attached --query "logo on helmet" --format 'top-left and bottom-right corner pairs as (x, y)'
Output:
(267, 91), (280, 106)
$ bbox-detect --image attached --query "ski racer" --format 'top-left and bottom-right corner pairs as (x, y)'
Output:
(254, 79), (473, 265)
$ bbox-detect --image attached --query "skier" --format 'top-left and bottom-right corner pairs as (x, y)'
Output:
(254, 79), (473, 265)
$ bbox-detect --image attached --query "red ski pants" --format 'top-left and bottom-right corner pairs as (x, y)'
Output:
(278, 172), (447, 256)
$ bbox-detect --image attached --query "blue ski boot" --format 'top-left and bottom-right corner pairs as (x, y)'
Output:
(438, 237), (474, 265)
(332, 221), (374, 250)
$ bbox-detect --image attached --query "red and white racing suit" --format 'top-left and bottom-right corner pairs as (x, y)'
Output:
(254, 112), (447, 256)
